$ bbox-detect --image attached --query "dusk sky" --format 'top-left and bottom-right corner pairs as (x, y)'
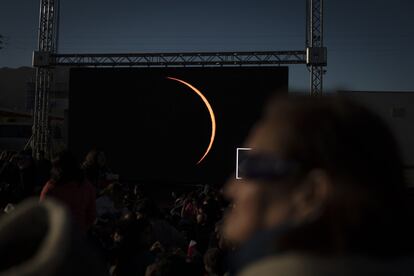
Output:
(1, 0), (414, 91)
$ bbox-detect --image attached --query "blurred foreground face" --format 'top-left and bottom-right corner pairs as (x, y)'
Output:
(223, 95), (410, 257)
(223, 178), (263, 244)
(223, 122), (293, 244)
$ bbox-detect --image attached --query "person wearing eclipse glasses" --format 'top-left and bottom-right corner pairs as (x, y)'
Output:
(223, 95), (414, 276)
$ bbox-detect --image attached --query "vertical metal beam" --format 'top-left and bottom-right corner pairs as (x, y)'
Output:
(310, 66), (323, 96)
(33, 0), (58, 158)
(307, 0), (326, 96)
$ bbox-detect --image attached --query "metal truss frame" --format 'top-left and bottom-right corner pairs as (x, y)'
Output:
(32, 0), (326, 157)
(52, 51), (306, 67)
(33, 0), (58, 158)
(307, 0), (326, 96)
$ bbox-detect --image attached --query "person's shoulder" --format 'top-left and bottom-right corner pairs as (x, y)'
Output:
(82, 180), (96, 192)
(40, 180), (57, 198)
(44, 180), (57, 190)
(82, 179), (93, 187)
(238, 254), (349, 276)
(238, 254), (414, 276)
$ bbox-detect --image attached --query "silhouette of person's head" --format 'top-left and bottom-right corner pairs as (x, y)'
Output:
(83, 149), (106, 169)
(51, 150), (83, 184)
(224, 95), (412, 257)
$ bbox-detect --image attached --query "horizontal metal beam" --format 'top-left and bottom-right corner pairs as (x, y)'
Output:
(51, 50), (306, 67)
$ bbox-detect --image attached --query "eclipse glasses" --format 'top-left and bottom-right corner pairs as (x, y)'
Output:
(236, 148), (300, 181)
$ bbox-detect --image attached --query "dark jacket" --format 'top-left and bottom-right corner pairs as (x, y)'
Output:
(238, 254), (414, 276)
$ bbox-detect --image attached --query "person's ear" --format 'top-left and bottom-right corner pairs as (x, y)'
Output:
(291, 169), (332, 224)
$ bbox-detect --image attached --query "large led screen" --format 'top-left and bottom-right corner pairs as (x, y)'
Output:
(69, 67), (288, 185)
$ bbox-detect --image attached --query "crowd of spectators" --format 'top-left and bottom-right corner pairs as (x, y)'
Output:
(0, 149), (50, 207)
(0, 148), (231, 276)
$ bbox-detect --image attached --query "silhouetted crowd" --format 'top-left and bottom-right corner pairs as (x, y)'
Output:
(0, 149), (51, 207)
(0, 148), (231, 276)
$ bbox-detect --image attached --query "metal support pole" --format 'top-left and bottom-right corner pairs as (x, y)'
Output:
(307, 0), (326, 96)
(33, 0), (58, 159)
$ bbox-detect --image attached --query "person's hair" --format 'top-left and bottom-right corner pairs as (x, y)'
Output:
(146, 253), (189, 276)
(82, 149), (105, 168)
(117, 215), (153, 248)
(99, 182), (122, 198)
(261, 95), (413, 257)
(50, 150), (84, 184)
(136, 198), (161, 219)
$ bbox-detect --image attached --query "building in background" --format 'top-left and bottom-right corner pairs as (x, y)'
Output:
(0, 108), (64, 152)
(338, 91), (414, 187)
(0, 67), (68, 152)
(25, 67), (69, 116)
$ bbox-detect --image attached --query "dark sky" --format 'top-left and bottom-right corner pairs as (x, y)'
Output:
(1, 0), (414, 91)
